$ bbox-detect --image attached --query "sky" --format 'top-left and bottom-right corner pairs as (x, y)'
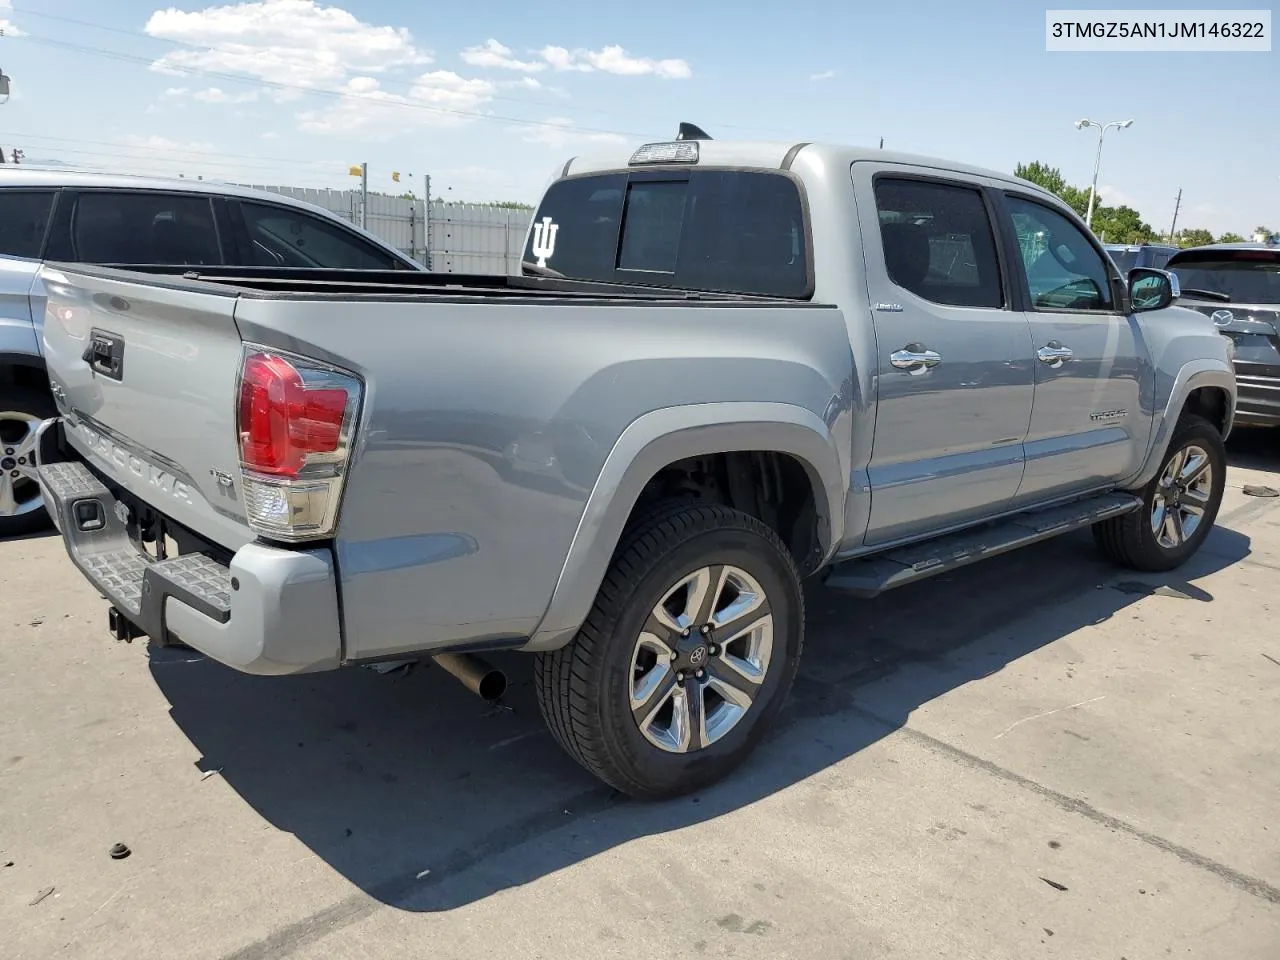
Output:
(0, 0), (1276, 236)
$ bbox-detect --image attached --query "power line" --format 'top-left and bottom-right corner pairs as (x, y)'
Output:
(8, 130), (356, 171)
(7, 7), (870, 142)
(6, 140), (533, 194)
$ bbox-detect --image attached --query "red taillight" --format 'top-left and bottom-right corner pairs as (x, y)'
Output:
(238, 352), (349, 478)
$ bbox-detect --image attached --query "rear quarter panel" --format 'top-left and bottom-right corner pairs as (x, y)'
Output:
(231, 295), (854, 660)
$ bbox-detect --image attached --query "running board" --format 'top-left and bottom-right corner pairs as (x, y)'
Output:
(823, 492), (1143, 598)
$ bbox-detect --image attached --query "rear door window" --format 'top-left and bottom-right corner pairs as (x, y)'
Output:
(872, 177), (1005, 308)
(63, 191), (223, 265)
(525, 170), (810, 297)
(0, 190), (56, 259)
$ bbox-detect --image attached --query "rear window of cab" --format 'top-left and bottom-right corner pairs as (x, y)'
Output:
(523, 170), (810, 298)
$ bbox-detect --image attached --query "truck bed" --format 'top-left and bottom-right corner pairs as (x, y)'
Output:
(36, 260), (852, 666)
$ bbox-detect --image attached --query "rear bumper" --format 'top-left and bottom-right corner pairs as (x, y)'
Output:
(35, 418), (342, 675)
(1233, 373), (1280, 427)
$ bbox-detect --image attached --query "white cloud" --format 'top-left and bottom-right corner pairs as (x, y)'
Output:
(295, 71), (494, 136)
(0, 0), (22, 37)
(163, 87), (191, 98)
(460, 38), (545, 73)
(260, 131), (281, 140)
(505, 76), (543, 91)
(1097, 184), (1140, 209)
(193, 86), (260, 103)
(144, 0), (430, 93)
(538, 44), (691, 79)
(520, 117), (629, 150)
(810, 69), (836, 81)
(407, 70), (493, 111)
(120, 134), (216, 154)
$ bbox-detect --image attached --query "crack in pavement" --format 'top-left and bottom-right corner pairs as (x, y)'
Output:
(848, 704), (1280, 907)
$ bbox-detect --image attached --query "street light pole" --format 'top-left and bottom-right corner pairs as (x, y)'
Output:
(1075, 117), (1134, 229)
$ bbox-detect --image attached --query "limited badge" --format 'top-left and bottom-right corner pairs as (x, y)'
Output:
(530, 216), (559, 268)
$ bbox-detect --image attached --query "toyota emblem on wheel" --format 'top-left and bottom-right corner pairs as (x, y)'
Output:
(689, 645), (707, 666)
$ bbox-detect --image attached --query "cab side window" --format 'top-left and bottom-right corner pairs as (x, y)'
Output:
(872, 178), (1004, 309)
(1004, 196), (1114, 311)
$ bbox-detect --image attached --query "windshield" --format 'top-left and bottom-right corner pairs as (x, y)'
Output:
(1107, 248), (1138, 273)
(1169, 252), (1280, 304)
(523, 169), (810, 298)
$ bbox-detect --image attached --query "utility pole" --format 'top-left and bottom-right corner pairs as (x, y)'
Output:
(1167, 188), (1182, 243)
(360, 162), (368, 229)
(878, 137), (884, 149)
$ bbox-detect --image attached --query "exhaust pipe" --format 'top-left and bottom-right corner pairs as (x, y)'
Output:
(431, 652), (507, 702)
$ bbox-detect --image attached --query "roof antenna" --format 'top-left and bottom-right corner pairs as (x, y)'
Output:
(677, 122), (713, 141)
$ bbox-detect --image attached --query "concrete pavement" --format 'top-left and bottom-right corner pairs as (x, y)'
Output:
(3, 432), (1278, 959)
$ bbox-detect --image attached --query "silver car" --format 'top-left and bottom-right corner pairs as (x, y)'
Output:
(1, 169), (423, 537)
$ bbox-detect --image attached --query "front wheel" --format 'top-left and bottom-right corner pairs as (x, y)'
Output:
(534, 503), (804, 800)
(1093, 414), (1226, 572)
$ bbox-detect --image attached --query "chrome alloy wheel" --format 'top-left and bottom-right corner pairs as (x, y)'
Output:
(629, 565), (774, 754)
(1151, 443), (1213, 549)
(0, 411), (43, 520)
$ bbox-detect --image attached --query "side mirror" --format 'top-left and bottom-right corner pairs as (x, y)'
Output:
(1128, 267), (1179, 312)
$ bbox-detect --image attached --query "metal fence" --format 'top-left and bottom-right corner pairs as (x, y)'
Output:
(239, 185), (533, 275)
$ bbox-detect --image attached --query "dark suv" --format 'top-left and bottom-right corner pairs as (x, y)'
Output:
(1105, 243), (1179, 273)
(1167, 243), (1280, 428)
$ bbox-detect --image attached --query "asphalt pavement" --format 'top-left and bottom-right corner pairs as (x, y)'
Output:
(3, 432), (1279, 959)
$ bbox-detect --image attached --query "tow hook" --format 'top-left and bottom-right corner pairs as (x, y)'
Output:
(107, 606), (144, 644)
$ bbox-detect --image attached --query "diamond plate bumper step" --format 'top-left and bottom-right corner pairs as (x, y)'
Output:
(37, 459), (231, 641)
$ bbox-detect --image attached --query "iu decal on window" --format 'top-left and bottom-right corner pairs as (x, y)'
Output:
(530, 216), (559, 268)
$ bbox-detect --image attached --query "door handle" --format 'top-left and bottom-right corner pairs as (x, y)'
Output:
(1037, 342), (1073, 368)
(890, 345), (942, 376)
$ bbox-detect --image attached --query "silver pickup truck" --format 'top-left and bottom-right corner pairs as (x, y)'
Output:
(33, 133), (1235, 799)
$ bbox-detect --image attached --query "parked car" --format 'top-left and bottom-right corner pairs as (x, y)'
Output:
(32, 133), (1234, 799)
(1167, 243), (1280, 427)
(0, 169), (424, 536)
(1105, 242), (1179, 273)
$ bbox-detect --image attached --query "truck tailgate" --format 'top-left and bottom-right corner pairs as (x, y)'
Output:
(39, 265), (254, 549)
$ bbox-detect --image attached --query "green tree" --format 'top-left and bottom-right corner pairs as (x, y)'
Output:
(1176, 228), (1214, 248)
(489, 200), (533, 210)
(1218, 232), (1245, 243)
(1014, 161), (1066, 195)
(1013, 160), (1090, 216)
(1059, 185), (1091, 218)
(1253, 225), (1272, 238)
(1091, 205), (1156, 244)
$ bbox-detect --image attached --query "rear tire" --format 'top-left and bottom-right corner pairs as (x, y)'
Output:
(0, 385), (56, 540)
(534, 502), (804, 800)
(1093, 414), (1226, 572)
